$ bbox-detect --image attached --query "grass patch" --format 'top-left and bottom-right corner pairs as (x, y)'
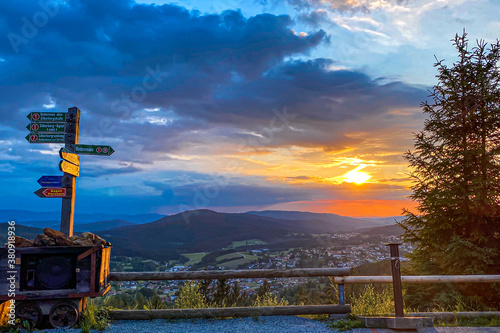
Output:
(350, 285), (395, 316)
(225, 239), (266, 249)
(182, 252), (208, 264)
(77, 299), (110, 333)
(216, 252), (244, 261)
(218, 255), (260, 269)
(327, 315), (365, 332)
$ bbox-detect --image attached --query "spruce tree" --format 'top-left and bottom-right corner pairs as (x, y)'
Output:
(400, 32), (500, 307)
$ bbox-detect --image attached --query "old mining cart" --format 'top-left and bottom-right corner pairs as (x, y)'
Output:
(0, 244), (111, 328)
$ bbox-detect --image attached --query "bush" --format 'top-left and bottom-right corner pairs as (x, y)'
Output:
(78, 299), (110, 333)
(253, 294), (289, 307)
(350, 285), (395, 316)
(175, 281), (210, 309)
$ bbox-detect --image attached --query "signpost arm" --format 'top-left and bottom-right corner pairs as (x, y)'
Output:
(60, 107), (80, 236)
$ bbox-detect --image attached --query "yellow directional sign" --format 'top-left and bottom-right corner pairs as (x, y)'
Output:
(59, 148), (80, 166)
(59, 160), (80, 177)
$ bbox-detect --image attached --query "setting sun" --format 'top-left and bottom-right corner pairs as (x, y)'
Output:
(343, 165), (372, 184)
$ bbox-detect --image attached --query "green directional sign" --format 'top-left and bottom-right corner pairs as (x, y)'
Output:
(25, 133), (66, 143)
(27, 122), (66, 133)
(75, 144), (115, 156)
(26, 112), (66, 122)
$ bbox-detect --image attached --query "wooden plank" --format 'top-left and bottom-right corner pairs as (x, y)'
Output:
(90, 252), (96, 293)
(69, 285), (110, 298)
(77, 246), (102, 261)
(331, 275), (500, 284)
(408, 311), (500, 319)
(76, 257), (91, 293)
(109, 304), (352, 320)
(109, 268), (351, 281)
(100, 247), (111, 289)
(0, 295), (26, 301)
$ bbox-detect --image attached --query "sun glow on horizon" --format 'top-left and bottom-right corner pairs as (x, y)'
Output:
(343, 164), (372, 184)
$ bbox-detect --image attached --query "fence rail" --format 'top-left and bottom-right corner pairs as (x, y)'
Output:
(109, 268), (350, 281)
(109, 305), (352, 320)
(109, 269), (500, 285)
(332, 275), (500, 284)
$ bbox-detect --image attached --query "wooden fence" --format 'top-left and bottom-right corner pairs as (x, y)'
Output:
(106, 269), (500, 320)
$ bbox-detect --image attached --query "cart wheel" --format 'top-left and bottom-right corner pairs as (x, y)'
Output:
(16, 302), (42, 328)
(49, 302), (79, 328)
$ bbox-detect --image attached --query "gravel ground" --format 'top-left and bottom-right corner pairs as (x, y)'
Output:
(38, 318), (500, 333)
(43, 316), (334, 333)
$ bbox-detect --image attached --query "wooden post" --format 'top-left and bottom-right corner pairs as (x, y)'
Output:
(387, 243), (404, 317)
(60, 107), (80, 236)
(338, 283), (345, 305)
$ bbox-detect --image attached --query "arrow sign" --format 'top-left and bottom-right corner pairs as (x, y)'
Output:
(25, 133), (65, 143)
(26, 122), (73, 133)
(75, 144), (115, 156)
(25, 133), (76, 144)
(34, 187), (71, 198)
(27, 112), (67, 122)
(37, 176), (63, 187)
(59, 160), (80, 177)
(60, 148), (80, 166)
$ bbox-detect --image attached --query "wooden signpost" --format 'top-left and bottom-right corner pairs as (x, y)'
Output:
(27, 106), (115, 236)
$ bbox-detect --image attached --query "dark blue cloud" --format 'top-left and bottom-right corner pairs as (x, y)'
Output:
(0, 1), (325, 80)
(0, 1), (427, 214)
(0, 0), (329, 138)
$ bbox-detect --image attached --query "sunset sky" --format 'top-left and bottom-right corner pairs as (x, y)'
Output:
(0, 0), (498, 217)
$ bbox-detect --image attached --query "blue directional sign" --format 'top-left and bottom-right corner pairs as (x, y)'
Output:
(37, 176), (63, 187)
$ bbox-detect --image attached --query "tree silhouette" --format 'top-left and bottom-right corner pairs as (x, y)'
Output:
(400, 31), (500, 308)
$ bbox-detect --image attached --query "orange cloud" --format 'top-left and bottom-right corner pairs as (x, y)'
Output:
(267, 199), (419, 218)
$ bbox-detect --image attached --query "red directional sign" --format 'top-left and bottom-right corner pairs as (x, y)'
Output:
(34, 187), (71, 198)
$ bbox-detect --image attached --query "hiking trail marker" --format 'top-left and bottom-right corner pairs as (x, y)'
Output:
(34, 187), (71, 199)
(37, 176), (64, 187)
(27, 112), (67, 122)
(25, 133), (68, 143)
(59, 160), (80, 177)
(27, 122), (76, 133)
(75, 144), (115, 156)
(60, 148), (80, 166)
(26, 106), (116, 236)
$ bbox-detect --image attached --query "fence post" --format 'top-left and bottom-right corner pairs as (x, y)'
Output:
(387, 243), (404, 317)
(338, 283), (345, 305)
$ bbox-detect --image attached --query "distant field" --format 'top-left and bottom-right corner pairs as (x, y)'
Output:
(226, 239), (267, 249)
(182, 252), (208, 264)
(217, 252), (244, 261)
(218, 253), (260, 269)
